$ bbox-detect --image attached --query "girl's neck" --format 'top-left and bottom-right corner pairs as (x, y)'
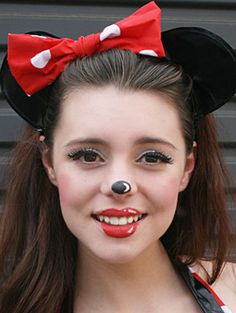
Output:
(73, 241), (192, 313)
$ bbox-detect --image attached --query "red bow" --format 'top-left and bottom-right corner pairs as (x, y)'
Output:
(7, 1), (165, 95)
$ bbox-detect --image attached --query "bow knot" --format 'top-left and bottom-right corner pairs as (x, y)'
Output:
(72, 33), (101, 58)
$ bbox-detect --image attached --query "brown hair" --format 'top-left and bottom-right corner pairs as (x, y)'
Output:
(0, 49), (233, 312)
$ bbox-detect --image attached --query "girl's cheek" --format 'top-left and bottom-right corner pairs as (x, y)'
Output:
(149, 175), (181, 207)
(56, 173), (79, 207)
(56, 171), (94, 209)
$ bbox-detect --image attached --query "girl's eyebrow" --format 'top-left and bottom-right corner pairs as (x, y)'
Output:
(134, 137), (177, 150)
(65, 138), (107, 148)
(64, 137), (177, 150)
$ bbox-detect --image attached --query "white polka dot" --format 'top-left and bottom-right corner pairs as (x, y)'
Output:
(30, 49), (51, 69)
(100, 24), (121, 41)
(31, 34), (48, 39)
(139, 50), (158, 57)
(221, 306), (233, 313)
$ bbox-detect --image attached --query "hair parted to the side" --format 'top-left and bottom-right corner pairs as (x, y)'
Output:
(0, 128), (77, 313)
(0, 49), (233, 313)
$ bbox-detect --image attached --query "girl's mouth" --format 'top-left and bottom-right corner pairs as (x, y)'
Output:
(92, 208), (147, 238)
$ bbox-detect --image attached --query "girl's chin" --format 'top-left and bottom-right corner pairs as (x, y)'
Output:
(85, 239), (161, 265)
(95, 253), (142, 265)
(80, 243), (145, 265)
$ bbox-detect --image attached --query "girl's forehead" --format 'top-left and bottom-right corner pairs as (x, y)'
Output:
(60, 86), (178, 122)
(54, 86), (185, 149)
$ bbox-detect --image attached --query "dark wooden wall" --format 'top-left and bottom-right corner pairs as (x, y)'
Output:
(0, 0), (236, 258)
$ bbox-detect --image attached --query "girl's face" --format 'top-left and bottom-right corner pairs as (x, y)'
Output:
(43, 86), (195, 263)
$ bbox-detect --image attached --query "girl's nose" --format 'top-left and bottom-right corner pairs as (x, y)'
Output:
(100, 159), (138, 198)
(111, 180), (132, 195)
(100, 177), (138, 199)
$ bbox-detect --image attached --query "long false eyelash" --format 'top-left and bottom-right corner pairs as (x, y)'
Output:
(138, 150), (174, 164)
(67, 147), (100, 161)
(156, 151), (174, 163)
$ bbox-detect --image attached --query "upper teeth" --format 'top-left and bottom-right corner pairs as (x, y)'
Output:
(97, 215), (142, 225)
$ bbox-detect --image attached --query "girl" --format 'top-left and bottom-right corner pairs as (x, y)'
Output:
(0, 2), (236, 312)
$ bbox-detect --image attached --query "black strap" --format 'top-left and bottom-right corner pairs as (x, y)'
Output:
(177, 264), (224, 313)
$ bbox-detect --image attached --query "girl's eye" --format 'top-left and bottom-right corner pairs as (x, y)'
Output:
(68, 148), (104, 163)
(137, 150), (173, 165)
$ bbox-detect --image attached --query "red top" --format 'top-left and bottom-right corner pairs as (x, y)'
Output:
(190, 268), (232, 313)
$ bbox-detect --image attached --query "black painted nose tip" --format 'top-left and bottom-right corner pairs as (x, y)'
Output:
(111, 180), (131, 194)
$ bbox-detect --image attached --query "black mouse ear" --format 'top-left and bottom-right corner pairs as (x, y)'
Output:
(162, 27), (236, 119)
(0, 31), (59, 130)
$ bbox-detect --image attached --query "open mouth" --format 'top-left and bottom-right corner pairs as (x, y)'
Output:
(92, 214), (147, 225)
(92, 208), (147, 238)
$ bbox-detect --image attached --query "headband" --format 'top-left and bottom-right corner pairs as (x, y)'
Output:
(0, 1), (236, 129)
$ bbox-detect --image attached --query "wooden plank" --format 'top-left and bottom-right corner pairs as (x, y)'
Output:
(0, 146), (11, 191)
(0, 52), (5, 65)
(215, 108), (236, 143)
(0, 108), (25, 143)
(4, 0), (236, 6)
(0, 3), (235, 47)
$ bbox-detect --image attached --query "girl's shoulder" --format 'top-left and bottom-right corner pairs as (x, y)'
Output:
(192, 261), (236, 313)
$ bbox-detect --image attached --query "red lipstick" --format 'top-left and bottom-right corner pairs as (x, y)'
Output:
(94, 208), (144, 238)
(102, 223), (137, 238)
